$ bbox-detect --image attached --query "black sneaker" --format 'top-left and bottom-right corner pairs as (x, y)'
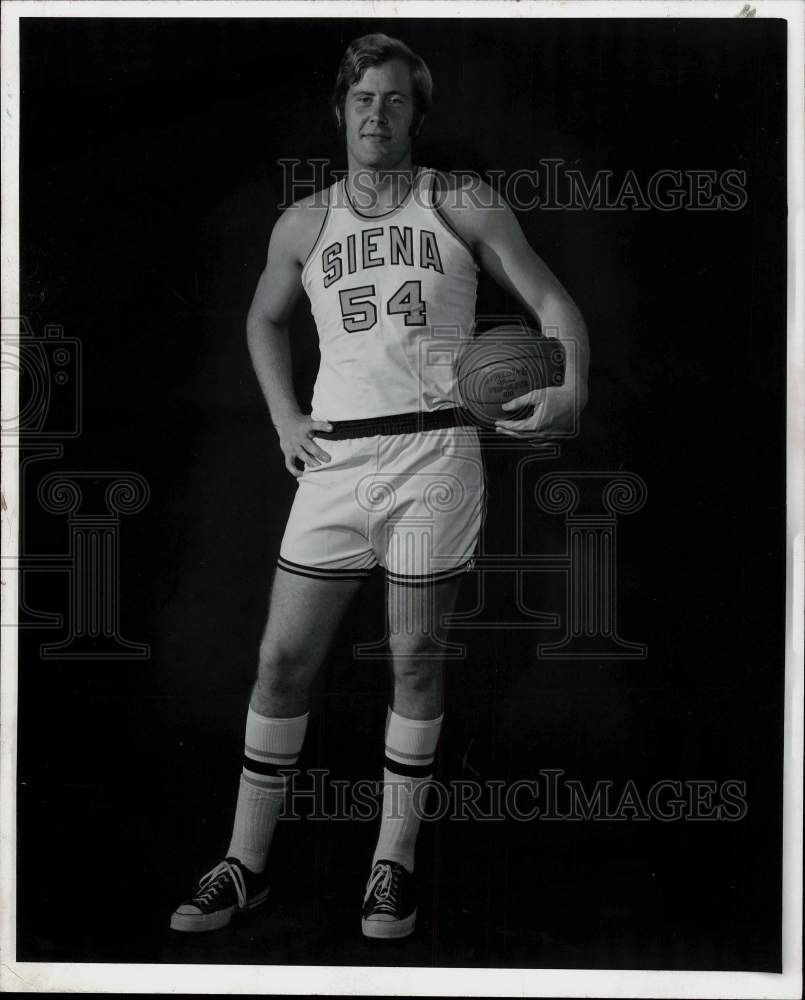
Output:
(170, 857), (270, 932)
(361, 859), (417, 939)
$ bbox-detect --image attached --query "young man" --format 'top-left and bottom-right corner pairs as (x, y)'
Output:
(171, 33), (588, 940)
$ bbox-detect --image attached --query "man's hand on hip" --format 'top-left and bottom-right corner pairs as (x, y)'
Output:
(274, 414), (334, 477)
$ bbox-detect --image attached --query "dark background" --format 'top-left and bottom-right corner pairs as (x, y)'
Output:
(17, 17), (786, 970)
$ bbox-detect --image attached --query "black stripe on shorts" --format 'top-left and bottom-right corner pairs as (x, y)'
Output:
(385, 563), (473, 587)
(277, 557), (374, 582)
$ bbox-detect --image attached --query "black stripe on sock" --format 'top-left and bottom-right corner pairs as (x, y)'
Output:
(384, 755), (433, 779)
(243, 755), (287, 777)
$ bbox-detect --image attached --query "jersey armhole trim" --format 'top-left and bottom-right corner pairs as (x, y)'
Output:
(300, 187), (333, 280)
(428, 171), (479, 265)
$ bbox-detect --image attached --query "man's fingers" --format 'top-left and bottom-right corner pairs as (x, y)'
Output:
(501, 394), (533, 412)
(502, 389), (546, 413)
(310, 420), (334, 433)
(281, 437), (331, 476)
(495, 422), (535, 436)
(495, 416), (559, 436)
(303, 437), (332, 463)
(495, 413), (555, 433)
(495, 417), (535, 432)
(297, 442), (325, 466)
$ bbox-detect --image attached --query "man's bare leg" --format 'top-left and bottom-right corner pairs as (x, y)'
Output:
(250, 568), (364, 717)
(227, 568), (363, 870)
(362, 575), (462, 939)
(171, 568), (362, 932)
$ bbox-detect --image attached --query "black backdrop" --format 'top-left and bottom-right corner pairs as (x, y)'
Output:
(17, 16), (786, 971)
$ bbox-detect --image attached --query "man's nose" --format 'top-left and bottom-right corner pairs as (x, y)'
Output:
(367, 101), (389, 123)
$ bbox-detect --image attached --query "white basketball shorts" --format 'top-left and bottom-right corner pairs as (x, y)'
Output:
(278, 425), (485, 585)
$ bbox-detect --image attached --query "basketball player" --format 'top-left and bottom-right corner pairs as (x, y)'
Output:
(171, 33), (588, 939)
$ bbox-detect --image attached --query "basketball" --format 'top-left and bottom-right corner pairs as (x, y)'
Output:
(455, 326), (566, 423)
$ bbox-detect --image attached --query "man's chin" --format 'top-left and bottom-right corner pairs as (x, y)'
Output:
(356, 154), (394, 170)
(350, 144), (408, 172)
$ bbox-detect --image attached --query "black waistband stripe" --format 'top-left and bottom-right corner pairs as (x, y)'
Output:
(315, 406), (479, 440)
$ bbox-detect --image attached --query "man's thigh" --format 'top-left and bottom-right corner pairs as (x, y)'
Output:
(377, 426), (485, 587)
(260, 568), (364, 668)
(386, 574), (462, 659)
(278, 436), (378, 579)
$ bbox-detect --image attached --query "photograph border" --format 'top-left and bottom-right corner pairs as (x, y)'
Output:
(1, 1), (802, 996)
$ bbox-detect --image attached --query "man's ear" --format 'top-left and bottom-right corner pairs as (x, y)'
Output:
(335, 107), (343, 132)
(411, 115), (425, 138)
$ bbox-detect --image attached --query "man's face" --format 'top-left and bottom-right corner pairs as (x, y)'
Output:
(343, 59), (418, 170)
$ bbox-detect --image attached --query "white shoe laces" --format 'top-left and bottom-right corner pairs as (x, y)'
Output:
(364, 862), (397, 906)
(196, 859), (247, 909)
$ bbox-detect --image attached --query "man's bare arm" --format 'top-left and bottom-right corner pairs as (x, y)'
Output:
(247, 211), (305, 424)
(442, 180), (590, 437)
(247, 206), (333, 476)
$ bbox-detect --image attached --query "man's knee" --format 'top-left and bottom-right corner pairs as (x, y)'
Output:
(388, 627), (444, 661)
(391, 658), (442, 694)
(256, 642), (311, 698)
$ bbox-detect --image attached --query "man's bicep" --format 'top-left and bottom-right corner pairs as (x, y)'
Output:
(248, 217), (305, 327)
(476, 203), (572, 315)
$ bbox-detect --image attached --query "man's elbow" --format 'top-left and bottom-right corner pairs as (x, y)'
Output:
(541, 290), (589, 402)
(246, 304), (281, 343)
(543, 285), (583, 319)
(246, 304), (263, 337)
(539, 290), (587, 342)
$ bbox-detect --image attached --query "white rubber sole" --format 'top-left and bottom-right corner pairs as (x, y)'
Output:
(361, 908), (417, 940)
(170, 886), (271, 933)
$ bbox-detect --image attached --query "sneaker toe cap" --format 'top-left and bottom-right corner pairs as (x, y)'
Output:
(174, 903), (204, 916)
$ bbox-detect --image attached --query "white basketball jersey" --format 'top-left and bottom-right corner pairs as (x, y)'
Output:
(301, 168), (479, 421)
